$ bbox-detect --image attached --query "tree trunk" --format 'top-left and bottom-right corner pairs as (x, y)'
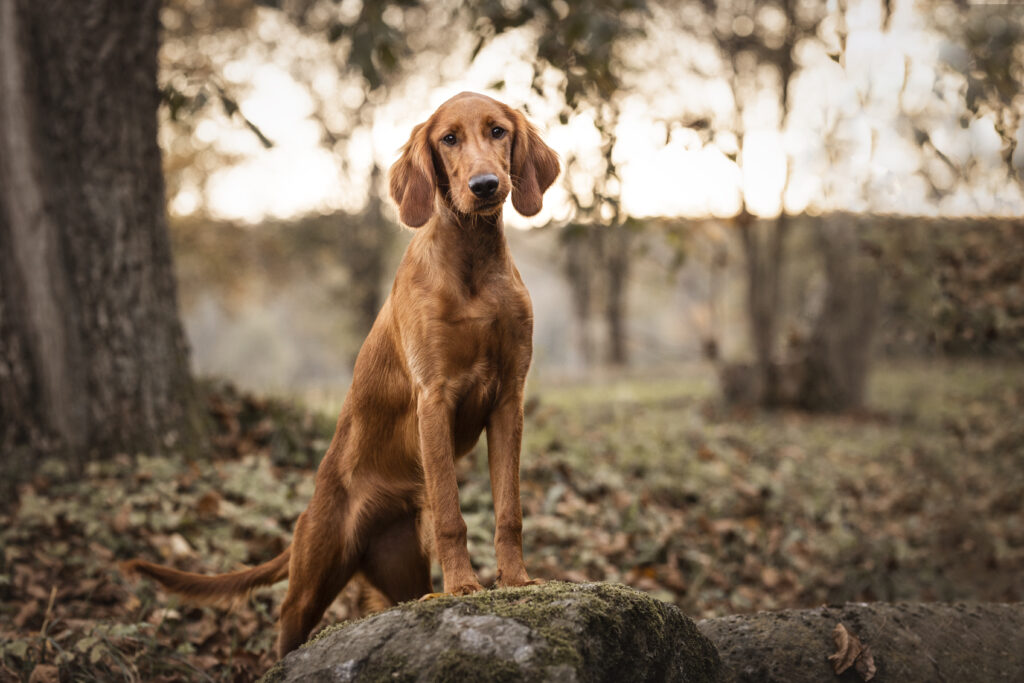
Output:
(796, 219), (880, 411)
(738, 211), (790, 406)
(603, 221), (631, 366)
(0, 0), (200, 482)
(563, 224), (597, 368)
(341, 166), (393, 354)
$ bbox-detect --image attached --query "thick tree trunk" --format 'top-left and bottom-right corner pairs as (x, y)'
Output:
(0, 0), (200, 481)
(723, 214), (879, 412)
(796, 219), (880, 411)
(562, 222), (631, 369)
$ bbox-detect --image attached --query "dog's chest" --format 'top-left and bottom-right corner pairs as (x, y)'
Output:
(454, 282), (530, 353)
(428, 279), (529, 392)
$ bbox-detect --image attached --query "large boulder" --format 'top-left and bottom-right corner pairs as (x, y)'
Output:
(262, 582), (721, 682)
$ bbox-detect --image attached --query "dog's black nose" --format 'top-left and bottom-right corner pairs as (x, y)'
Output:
(469, 173), (499, 199)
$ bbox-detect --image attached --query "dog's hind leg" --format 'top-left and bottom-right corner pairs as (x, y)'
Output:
(276, 506), (358, 657)
(361, 512), (432, 605)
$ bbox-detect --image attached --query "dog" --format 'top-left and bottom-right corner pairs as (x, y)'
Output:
(122, 91), (560, 658)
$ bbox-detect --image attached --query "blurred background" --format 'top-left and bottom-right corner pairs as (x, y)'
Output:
(2, 0), (1023, 680)
(160, 0), (1023, 405)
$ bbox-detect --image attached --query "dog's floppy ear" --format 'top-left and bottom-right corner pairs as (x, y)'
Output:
(388, 121), (436, 228)
(509, 109), (560, 217)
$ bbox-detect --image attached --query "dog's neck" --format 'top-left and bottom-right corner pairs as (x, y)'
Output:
(423, 202), (511, 294)
(435, 200), (507, 245)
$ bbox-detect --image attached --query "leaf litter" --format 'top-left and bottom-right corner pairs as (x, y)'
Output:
(1, 363), (1023, 681)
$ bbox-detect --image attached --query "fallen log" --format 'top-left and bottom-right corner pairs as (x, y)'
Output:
(698, 601), (1024, 683)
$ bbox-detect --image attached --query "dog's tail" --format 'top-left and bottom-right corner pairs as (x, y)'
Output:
(120, 547), (291, 607)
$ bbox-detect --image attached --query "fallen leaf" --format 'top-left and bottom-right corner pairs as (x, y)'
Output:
(828, 622), (861, 674)
(168, 533), (195, 559)
(828, 622), (875, 681)
(28, 664), (59, 683)
(855, 644), (877, 681)
(147, 607), (182, 625)
(13, 600), (39, 628)
(197, 490), (221, 520)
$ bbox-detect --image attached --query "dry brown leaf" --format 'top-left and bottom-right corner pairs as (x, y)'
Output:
(761, 566), (781, 589)
(829, 623), (860, 674)
(828, 622), (875, 681)
(112, 503), (132, 534)
(855, 643), (877, 681)
(13, 600), (39, 629)
(28, 664), (59, 683)
(147, 607), (181, 625)
(168, 533), (195, 559)
(197, 490), (221, 519)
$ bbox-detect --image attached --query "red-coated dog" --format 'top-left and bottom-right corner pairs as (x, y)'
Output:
(123, 92), (560, 657)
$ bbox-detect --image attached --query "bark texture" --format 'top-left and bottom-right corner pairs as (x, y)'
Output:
(0, 0), (198, 480)
(262, 582), (721, 683)
(699, 601), (1024, 683)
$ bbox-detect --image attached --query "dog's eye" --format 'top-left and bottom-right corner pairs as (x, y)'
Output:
(442, 133), (457, 146)
(491, 126), (506, 139)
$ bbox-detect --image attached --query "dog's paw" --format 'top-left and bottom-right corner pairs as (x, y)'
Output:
(418, 592), (448, 602)
(419, 580), (485, 601)
(448, 580), (485, 596)
(496, 573), (545, 589)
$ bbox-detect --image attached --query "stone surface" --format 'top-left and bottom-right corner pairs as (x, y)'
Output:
(261, 582), (721, 683)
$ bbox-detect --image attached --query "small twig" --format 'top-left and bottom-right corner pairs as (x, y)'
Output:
(38, 585), (57, 637)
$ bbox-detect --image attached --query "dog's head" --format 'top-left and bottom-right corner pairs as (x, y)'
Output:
(388, 92), (560, 228)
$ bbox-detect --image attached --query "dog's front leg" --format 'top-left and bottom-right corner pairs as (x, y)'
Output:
(417, 388), (484, 596)
(486, 391), (541, 588)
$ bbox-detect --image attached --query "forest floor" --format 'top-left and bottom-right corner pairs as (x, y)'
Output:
(1, 360), (1022, 682)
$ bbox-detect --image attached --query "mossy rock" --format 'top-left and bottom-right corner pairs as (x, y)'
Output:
(261, 581), (721, 682)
